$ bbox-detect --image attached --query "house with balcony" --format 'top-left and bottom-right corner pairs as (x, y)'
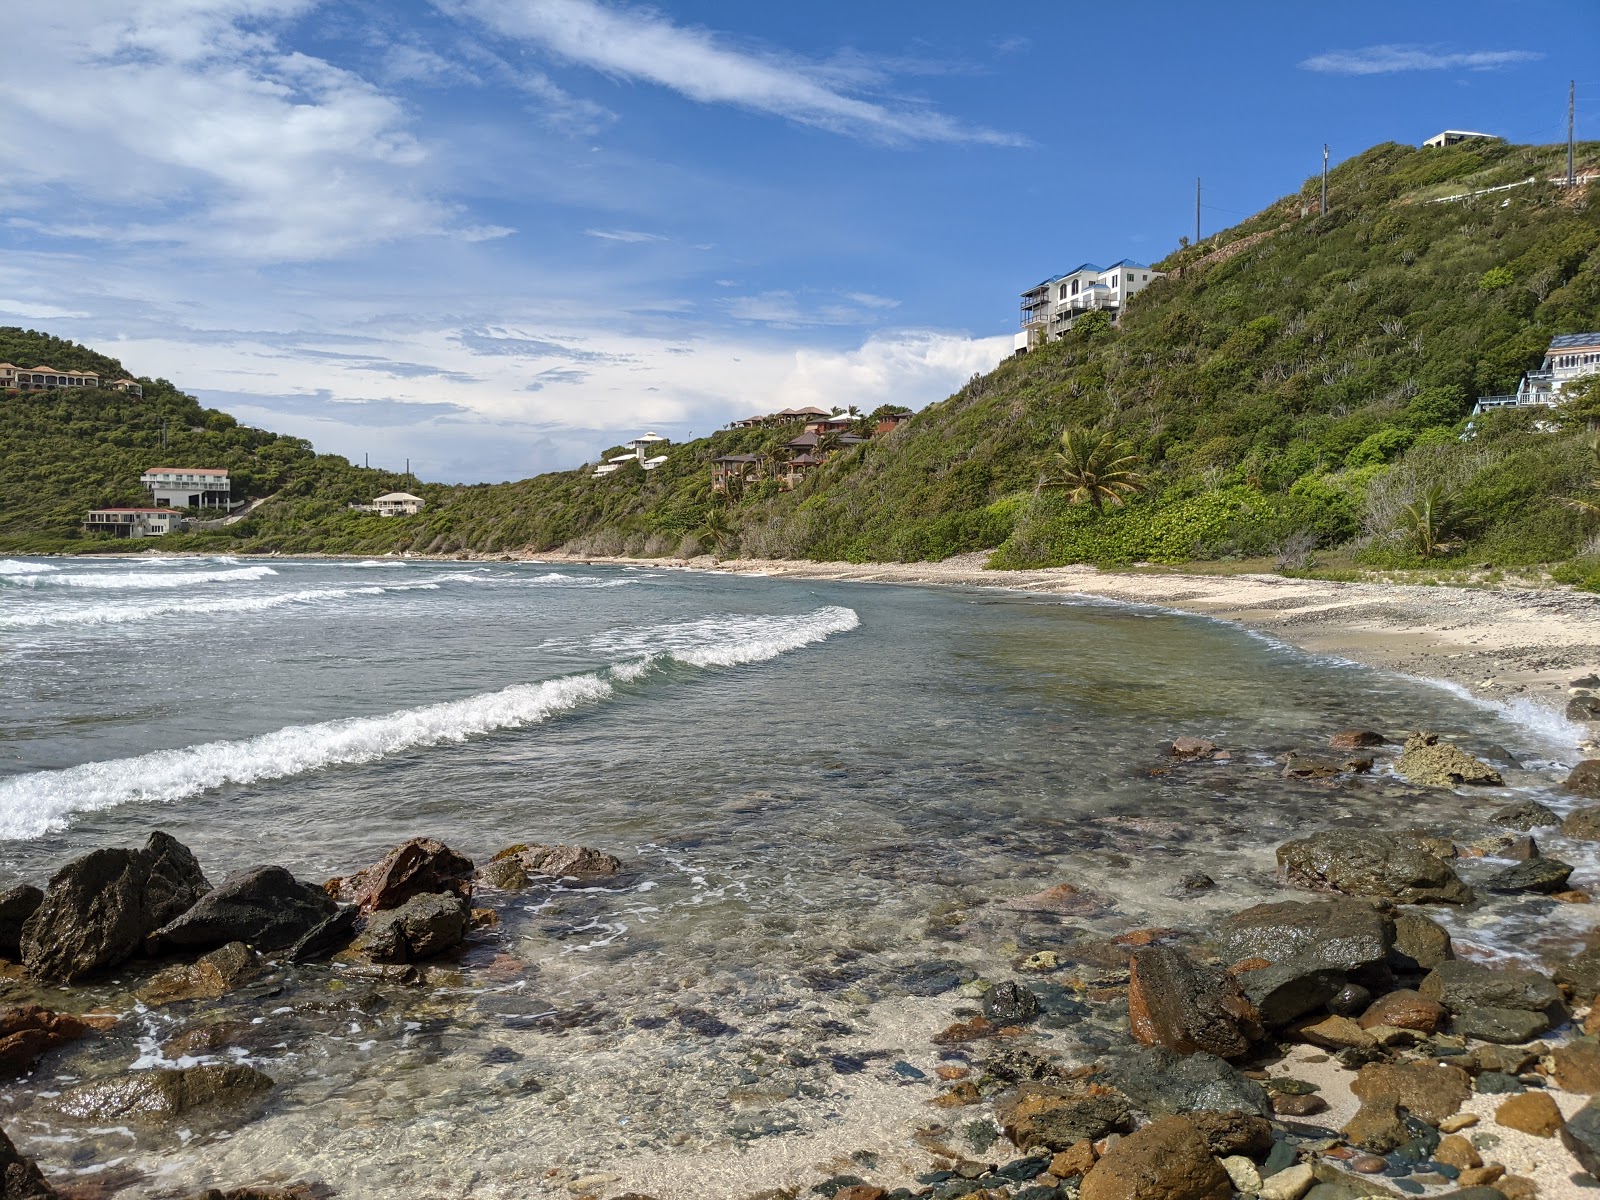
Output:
(82, 507), (183, 538)
(1015, 260), (1164, 351)
(1475, 332), (1600, 413)
(593, 432), (672, 476)
(141, 467), (233, 509)
(0, 363), (144, 395)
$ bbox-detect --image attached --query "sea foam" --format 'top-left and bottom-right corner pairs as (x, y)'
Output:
(0, 560), (59, 574)
(588, 605), (860, 667)
(0, 584), (439, 630)
(0, 673), (615, 840)
(1, 566), (279, 590)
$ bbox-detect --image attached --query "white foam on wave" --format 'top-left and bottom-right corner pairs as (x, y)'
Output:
(351, 560), (407, 568)
(1, 566), (279, 590)
(0, 583), (442, 630)
(589, 605), (860, 667)
(0, 559), (59, 575)
(0, 673), (615, 840)
(1415, 677), (1589, 758)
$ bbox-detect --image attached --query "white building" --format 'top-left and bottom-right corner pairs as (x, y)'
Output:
(1016, 260), (1164, 350)
(1476, 332), (1600, 412)
(595, 433), (671, 476)
(141, 467), (232, 509)
(350, 491), (425, 516)
(82, 507), (183, 538)
(1423, 130), (1499, 149)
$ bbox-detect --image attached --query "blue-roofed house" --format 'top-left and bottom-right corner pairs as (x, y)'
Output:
(1015, 259), (1164, 350)
(1475, 332), (1600, 412)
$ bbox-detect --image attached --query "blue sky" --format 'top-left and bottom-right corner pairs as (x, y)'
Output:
(1, 0), (1595, 482)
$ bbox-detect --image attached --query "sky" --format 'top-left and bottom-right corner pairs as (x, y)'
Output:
(1, 1), (1596, 483)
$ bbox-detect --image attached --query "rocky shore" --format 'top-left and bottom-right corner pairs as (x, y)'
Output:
(8, 725), (1600, 1200)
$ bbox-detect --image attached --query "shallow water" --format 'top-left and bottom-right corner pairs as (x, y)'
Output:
(0, 556), (1593, 1198)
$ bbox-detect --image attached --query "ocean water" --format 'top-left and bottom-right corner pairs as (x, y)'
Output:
(0, 556), (1591, 1198)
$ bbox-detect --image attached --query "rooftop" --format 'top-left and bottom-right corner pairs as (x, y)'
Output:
(1549, 333), (1600, 349)
(144, 467), (230, 476)
(86, 507), (183, 514)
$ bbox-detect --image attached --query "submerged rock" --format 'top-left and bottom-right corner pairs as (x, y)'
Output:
(1276, 831), (1472, 905)
(1396, 734), (1503, 788)
(20, 832), (210, 982)
(479, 843), (623, 888)
(1566, 760), (1600, 800)
(0, 1007), (88, 1078)
(0, 1123), (58, 1199)
(1001, 882), (1113, 917)
(983, 981), (1041, 1025)
(0, 887), (42, 961)
(354, 891), (469, 963)
(1218, 898), (1392, 971)
(1486, 800), (1560, 831)
(138, 942), (263, 1006)
(152, 866), (335, 952)
(55, 1064), (273, 1123)
(1128, 946), (1262, 1061)
(1079, 1115), (1231, 1200)
(346, 838), (474, 912)
(995, 1084), (1133, 1151)
(1330, 729), (1388, 750)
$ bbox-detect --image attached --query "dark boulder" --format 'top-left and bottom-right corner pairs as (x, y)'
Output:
(137, 943), (263, 1007)
(152, 866), (335, 952)
(1563, 807), (1600, 841)
(1451, 1006), (1553, 1044)
(1555, 948), (1600, 1003)
(0, 1007), (88, 1078)
(354, 892), (469, 963)
(1569, 695), (1600, 722)
(1567, 760), (1600, 800)
(346, 838), (473, 912)
(1480, 857), (1574, 894)
(1561, 1097), (1600, 1177)
(0, 888), (42, 961)
(1128, 946), (1262, 1061)
(994, 1084), (1134, 1151)
(54, 1064), (273, 1123)
(1487, 799), (1560, 831)
(0, 1123), (58, 1199)
(1390, 911), (1453, 972)
(1419, 960), (1563, 1013)
(1277, 831), (1472, 905)
(20, 832), (209, 982)
(1236, 963), (1346, 1028)
(983, 981), (1042, 1025)
(1218, 898), (1392, 971)
(284, 906), (359, 962)
(1102, 1046), (1271, 1117)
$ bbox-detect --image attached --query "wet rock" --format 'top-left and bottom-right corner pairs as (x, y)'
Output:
(1470, 1044), (1539, 1075)
(995, 1085), (1133, 1151)
(0, 887), (42, 960)
(1453, 1008), (1552, 1044)
(481, 843), (622, 887)
(1079, 1115), (1231, 1200)
(0, 1123), (58, 1199)
(1480, 857), (1574, 894)
(1350, 1061), (1471, 1125)
(1260, 1164), (1315, 1200)
(1570, 696), (1600, 722)
(1494, 1092), (1561, 1137)
(138, 942), (263, 1006)
(1331, 729), (1388, 750)
(1186, 1110), (1273, 1157)
(1419, 960), (1562, 1014)
(1390, 912), (1453, 972)
(897, 960), (974, 996)
(0, 1007), (88, 1078)
(1396, 734), (1503, 788)
(1218, 899), (1393, 972)
(1474, 1071), (1525, 1094)
(1554, 948), (1600, 1002)
(1283, 753), (1346, 781)
(162, 1021), (254, 1060)
(1328, 982), (1372, 1017)
(1290, 1014), (1378, 1052)
(1344, 1096), (1409, 1152)
(1553, 1038), (1600, 1093)
(55, 1064), (273, 1123)
(184, 1188), (328, 1200)
(1273, 1092), (1328, 1117)
(983, 981), (1041, 1025)
(284, 905), (359, 962)
(1128, 946), (1262, 1060)
(1170, 737), (1217, 760)
(1357, 990), (1446, 1033)
(1567, 761), (1600, 800)
(1276, 832), (1472, 905)
(1563, 808), (1600, 841)
(1179, 872), (1215, 894)
(1103, 1046), (1270, 1117)
(1236, 963), (1346, 1028)
(1487, 800), (1560, 831)
(346, 838), (474, 912)
(1052, 1142), (1099, 1179)
(152, 866), (335, 952)
(19, 832), (209, 982)
(1001, 882), (1113, 917)
(354, 892), (469, 963)
(1561, 1097), (1600, 1177)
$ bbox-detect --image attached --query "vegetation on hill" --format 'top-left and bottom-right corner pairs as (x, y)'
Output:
(4, 138), (1600, 581)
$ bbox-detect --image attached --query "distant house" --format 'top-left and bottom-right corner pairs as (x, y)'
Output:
(107, 378), (144, 397)
(1, 364), (102, 391)
(1016, 259), (1164, 351)
(727, 407), (831, 429)
(350, 491), (425, 516)
(803, 411), (858, 434)
(1476, 332), (1600, 412)
(1423, 130), (1499, 149)
(594, 432), (671, 476)
(141, 467), (232, 509)
(82, 507), (183, 538)
(712, 453), (763, 492)
(874, 412), (911, 435)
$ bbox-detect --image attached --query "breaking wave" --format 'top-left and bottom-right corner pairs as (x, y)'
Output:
(588, 605), (861, 666)
(0, 560), (58, 574)
(1, 566), (279, 590)
(0, 584), (442, 630)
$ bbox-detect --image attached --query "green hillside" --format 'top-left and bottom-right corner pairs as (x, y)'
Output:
(5, 138), (1600, 579)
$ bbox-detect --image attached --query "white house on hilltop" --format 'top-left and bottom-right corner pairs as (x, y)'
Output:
(141, 467), (232, 509)
(594, 432), (671, 476)
(1476, 332), (1600, 413)
(350, 492), (426, 516)
(1016, 260), (1164, 351)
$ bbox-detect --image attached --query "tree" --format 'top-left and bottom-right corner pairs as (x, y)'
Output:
(1397, 481), (1463, 558)
(1039, 428), (1147, 514)
(695, 506), (736, 556)
(1561, 437), (1600, 518)
(1563, 376), (1600, 432)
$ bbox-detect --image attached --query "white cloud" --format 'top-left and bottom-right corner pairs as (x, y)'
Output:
(1299, 44), (1541, 75)
(450, 0), (1024, 146)
(768, 329), (1010, 414)
(585, 228), (668, 243)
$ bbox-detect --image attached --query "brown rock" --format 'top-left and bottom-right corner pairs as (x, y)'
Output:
(932, 1017), (994, 1045)
(932, 1082), (981, 1107)
(1185, 1112), (1273, 1158)
(137, 942), (262, 1006)
(1392, 911), (1454, 970)
(1052, 1141), (1098, 1179)
(1566, 760), (1600, 799)
(1397, 733), (1503, 787)
(1348, 1154), (1388, 1174)
(833, 1188), (885, 1200)
(1457, 1166), (1506, 1188)
(994, 1084), (1133, 1151)
(1357, 990), (1447, 1033)
(0, 1007), (88, 1078)
(1292, 1014), (1377, 1051)
(1271, 1093), (1328, 1117)
(1001, 883), (1113, 917)
(0, 1123), (57, 1199)
(1079, 1115), (1231, 1200)
(1495, 1091), (1561, 1137)
(1554, 1038), (1600, 1093)
(1127, 946), (1262, 1061)
(480, 843), (623, 888)
(347, 838), (473, 912)
(1495, 1176), (1537, 1200)
(1170, 737), (1217, 760)
(1433, 1134), (1482, 1171)
(1350, 1061), (1471, 1126)
(161, 1021), (253, 1060)
(1344, 1096), (1409, 1153)
(1330, 729), (1387, 750)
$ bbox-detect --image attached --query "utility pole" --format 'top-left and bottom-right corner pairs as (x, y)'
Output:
(405, 457), (411, 482)
(364, 452), (369, 469)
(1569, 80), (1577, 188)
(1321, 144), (1329, 215)
(1194, 177), (1201, 246)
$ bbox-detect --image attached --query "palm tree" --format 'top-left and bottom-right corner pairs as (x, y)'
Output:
(1040, 428), (1147, 514)
(1397, 481), (1462, 559)
(695, 506), (735, 556)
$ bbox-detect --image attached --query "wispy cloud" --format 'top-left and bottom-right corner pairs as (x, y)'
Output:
(585, 228), (668, 243)
(1299, 44), (1542, 75)
(449, 0), (1024, 146)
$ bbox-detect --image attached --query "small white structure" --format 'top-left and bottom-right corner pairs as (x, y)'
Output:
(350, 491), (425, 516)
(1476, 332), (1600, 412)
(1423, 130), (1499, 149)
(82, 507), (182, 538)
(595, 433), (672, 475)
(141, 467), (232, 509)
(1017, 259), (1164, 350)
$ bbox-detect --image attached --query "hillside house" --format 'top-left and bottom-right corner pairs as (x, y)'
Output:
(729, 407), (831, 429)
(141, 467), (232, 509)
(82, 507), (183, 538)
(349, 491), (426, 516)
(803, 412), (857, 433)
(1475, 332), (1600, 412)
(1423, 130), (1499, 148)
(594, 433), (671, 476)
(1016, 259), (1164, 350)
(0, 364), (143, 395)
(712, 453), (763, 492)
